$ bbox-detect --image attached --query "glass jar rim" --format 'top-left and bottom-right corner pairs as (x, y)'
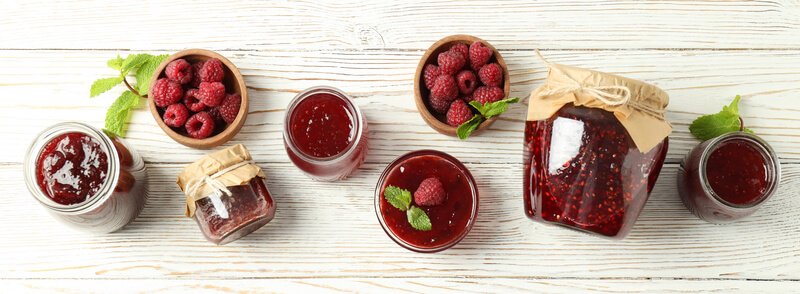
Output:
(23, 122), (120, 214)
(697, 131), (781, 209)
(373, 149), (479, 253)
(282, 86), (364, 164)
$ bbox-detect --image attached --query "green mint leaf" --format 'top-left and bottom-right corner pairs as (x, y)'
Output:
(135, 54), (169, 95)
(120, 54), (153, 76)
(107, 55), (123, 70)
(104, 91), (140, 137)
(469, 100), (487, 116)
(406, 206), (432, 231)
(90, 77), (123, 98)
(689, 95), (750, 141)
(482, 97), (520, 118)
(384, 185), (411, 211)
(456, 115), (484, 140)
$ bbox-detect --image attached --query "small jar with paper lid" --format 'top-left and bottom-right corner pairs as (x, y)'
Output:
(177, 144), (276, 245)
(523, 56), (670, 239)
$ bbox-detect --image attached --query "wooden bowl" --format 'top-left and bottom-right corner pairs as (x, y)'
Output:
(414, 35), (511, 137)
(148, 49), (248, 149)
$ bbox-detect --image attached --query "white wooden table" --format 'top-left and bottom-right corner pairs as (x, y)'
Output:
(1, 1), (799, 293)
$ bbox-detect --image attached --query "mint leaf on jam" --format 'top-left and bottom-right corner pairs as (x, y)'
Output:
(458, 97), (520, 140)
(384, 185), (412, 211)
(90, 77), (124, 98)
(690, 95), (754, 141)
(407, 206), (432, 231)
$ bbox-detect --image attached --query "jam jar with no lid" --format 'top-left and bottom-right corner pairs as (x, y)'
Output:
(523, 104), (668, 239)
(24, 122), (148, 233)
(677, 132), (779, 223)
(283, 86), (368, 181)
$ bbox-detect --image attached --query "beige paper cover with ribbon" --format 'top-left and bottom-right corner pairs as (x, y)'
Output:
(528, 55), (672, 152)
(176, 144), (265, 217)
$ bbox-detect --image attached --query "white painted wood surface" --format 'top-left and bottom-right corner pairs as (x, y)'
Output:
(1, 1), (798, 293)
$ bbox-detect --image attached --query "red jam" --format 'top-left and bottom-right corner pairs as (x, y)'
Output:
(377, 151), (477, 251)
(706, 140), (769, 205)
(524, 105), (667, 238)
(289, 93), (355, 158)
(194, 178), (276, 245)
(35, 132), (109, 205)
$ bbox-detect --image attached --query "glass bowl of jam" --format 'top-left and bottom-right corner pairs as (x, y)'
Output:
(374, 150), (478, 253)
(23, 122), (148, 233)
(283, 86), (368, 181)
(677, 131), (780, 223)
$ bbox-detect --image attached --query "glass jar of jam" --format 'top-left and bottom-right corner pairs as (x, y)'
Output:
(523, 105), (669, 239)
(677, 132), (780, 223)
(23, 122), (148, 233)
(177, 144), (276, 245)
(283, 86), (368, 181)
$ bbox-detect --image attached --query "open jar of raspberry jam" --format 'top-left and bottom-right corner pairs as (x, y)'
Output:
(24, 122), (148, 233)
(523, 105), (669, 239)
(677, 132), (780, 223)
(283, 86), (368, 181)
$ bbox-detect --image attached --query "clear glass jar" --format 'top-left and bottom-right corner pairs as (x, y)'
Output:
(193, 178), (276, 245)
(677, 132), (780, 223)
(24, 122), (148, 233)
(523, 105), (668, 239)
(283, 86), (368, 181)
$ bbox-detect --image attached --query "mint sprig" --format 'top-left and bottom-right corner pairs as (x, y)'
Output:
(383, 185), (432, 231)
(90, 53), (169, 137)
(457, 97), (520, 140)
(689, 95), (754, 141)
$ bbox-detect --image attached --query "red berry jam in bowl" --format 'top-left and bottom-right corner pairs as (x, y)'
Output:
(677, 132), (779, 223)
(375, 150), (478, 253)
(523, 105), (668, 239)
(24, 122), (148, 233)
(283, 86), (368, 181)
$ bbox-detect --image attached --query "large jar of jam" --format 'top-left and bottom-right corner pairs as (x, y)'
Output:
(23, 122), (148, 233)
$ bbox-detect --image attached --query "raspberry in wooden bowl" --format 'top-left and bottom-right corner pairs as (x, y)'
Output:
(148, 49), (248, 149)
(414, 35), (511, 137)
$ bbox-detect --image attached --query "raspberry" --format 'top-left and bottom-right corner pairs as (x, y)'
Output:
(207, 107), (226, 126)
(429, 95), (451, 114)
(183, 89), (206, 112)
(165, 59), (193, 84)
(446, 99), (473, 127)
(437, 51), (465, 75)
(472, 86), (505, 104)
(196, 82), (226, 107)
(449, 43), (469, 60)
(162, 103), (189, 128)
(422, 64), (440, 90)
(217, 93), (241, 124)
(430, 75), (458, 102)
(198, 58), (224, 83)
(152, 78), (184, 107)
(455, 70), (478, 95)
(461, 94), (474, 103)
(190, 61), (205, 87)
(185, 111), (216, 139)
(478, 63), (503, 87)
(469, 41), (493, 70)
(414, 177), (446, 206)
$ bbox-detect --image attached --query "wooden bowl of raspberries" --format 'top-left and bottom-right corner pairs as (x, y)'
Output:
(414, 35), (511, 137)
(148, 49), (248, 149)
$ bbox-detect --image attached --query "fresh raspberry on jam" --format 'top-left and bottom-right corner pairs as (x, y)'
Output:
(414, 177), (446, 206)
(217, 93), (241, 124)
(437, 51), (466, 75)
(446, 99), (473, 127)
(152, 78), (184, 107)
(198, 58), (224, 83)
(196, 82), (226, 107)
(429, 95), (451, 114)
(455, 70), (478, 95)
(165, 59), (193, 84)
(472, 86), (505, 104)
(163, 103), (190, 128)
(183, 89), (207, 112)
(185, 111), (216, 139)
(469, 41), (493, 70)
(478, 63), (503, 87)
(423, 64), (440, 90)
(190, 61), (205, 87)
(449, 42), (469, 60)
(430, 75), (458, 102)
